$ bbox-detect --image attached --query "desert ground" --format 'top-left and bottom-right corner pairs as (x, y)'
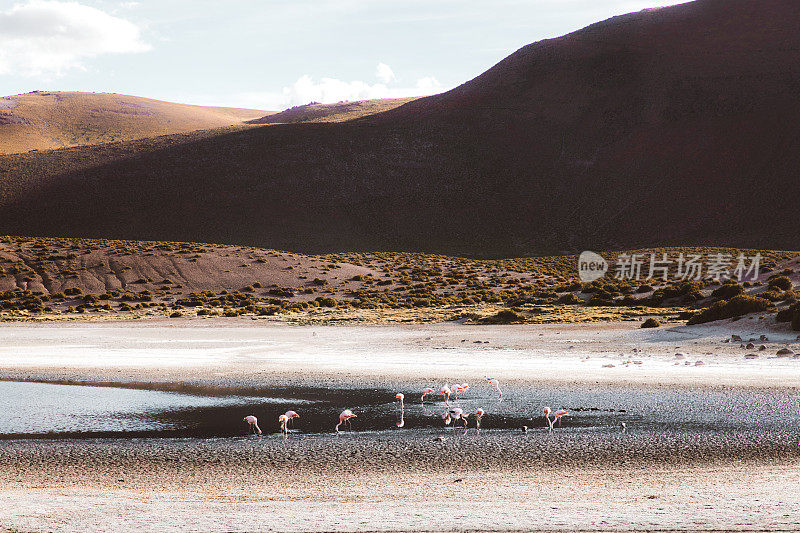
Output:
(1, 319), (799, 532)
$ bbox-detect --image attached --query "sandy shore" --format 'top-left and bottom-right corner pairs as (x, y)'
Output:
(1, 318), (799, 389)
(2, 319), (800, 531)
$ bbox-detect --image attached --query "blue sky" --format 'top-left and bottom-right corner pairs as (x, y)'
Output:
(0, 0), (684, 110)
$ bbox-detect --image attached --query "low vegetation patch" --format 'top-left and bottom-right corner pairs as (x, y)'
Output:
(687, 295), (772, 325)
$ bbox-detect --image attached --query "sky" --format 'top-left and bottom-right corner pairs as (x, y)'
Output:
(0, 0), (685, 111)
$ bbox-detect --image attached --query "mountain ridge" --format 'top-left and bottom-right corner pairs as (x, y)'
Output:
(1, 0), (799, 257)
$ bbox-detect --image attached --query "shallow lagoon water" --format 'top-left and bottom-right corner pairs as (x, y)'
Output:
(2, 380), (799, 439)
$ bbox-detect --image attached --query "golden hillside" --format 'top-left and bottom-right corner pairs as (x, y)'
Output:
(248, 97), (419, 125)
(0, 91), (271, 154)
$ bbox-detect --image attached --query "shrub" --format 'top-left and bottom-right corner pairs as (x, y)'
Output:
(269, 287), (295, 297)
(64, 287), (82, 296)
(169, 311), (183, 318)
(687, 295), (771, 325)
(312, 278), (328, 286)
(316, 297), (338, 307)
(768, 276), (793, 291)
(558, 293), (581, 305)
(757, 290), (784, 302)
(711, 284), (744, 299)
(480, 309), (525, 324)
(637, 284), (654, 293)
(777, 306), (796, 322)
(641, 318), (661, 328)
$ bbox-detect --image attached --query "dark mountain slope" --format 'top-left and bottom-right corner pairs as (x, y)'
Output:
(1, 0), (799, 256)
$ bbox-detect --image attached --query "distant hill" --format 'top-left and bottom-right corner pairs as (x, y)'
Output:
(1, 0), (800, 256)
(248, 98), (419, 125)
(0, 92), (270, 154)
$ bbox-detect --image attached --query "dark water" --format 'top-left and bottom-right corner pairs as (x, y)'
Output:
(1, 380), (799, 439)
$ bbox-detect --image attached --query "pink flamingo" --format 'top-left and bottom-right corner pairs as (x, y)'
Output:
(439, 384), (452, 404)
(395, 393), (405, 427)
(336, 409), (357, 432)
(475, 408), (485, 432)
(486, 377), (502, 397)
(284, 410), (299, 430)
(243, 415), (262, 435)
(278, 414), (289, 436)
(543, 407), (554, 432)
(453, 383), (469, 398)
(421, 387), (435, 403)
(554, 409), (569, 427)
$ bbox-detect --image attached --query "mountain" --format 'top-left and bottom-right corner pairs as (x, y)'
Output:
(1, 0), (799, 257)
(0, 92), (270, 155)
(248, 98), (419, 125)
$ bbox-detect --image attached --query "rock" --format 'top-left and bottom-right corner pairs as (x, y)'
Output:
(760, 335), (769, 341)
(777, 348), (795, 357)
(759, 345), (767, 351)
(732, 335), (743, 342)
(695, 360), (705, 366)
(746, 343), (755, 349)
(675, 353), (686, 359)
(744, 353), (759, 359)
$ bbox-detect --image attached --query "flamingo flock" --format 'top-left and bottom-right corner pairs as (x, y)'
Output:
(243, 377), (572, 437)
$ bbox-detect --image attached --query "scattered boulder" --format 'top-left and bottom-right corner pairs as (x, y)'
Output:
(744, 353), (759, 359)
(746, 342), (755, 349)
(641, 318), (661, 328)
(732, 335), (743, 342)
(759, 345), (767, 351)
(695, 360), (705, 366)
(777, 348), (795, 357)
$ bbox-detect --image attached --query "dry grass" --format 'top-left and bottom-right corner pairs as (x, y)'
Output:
(0, 91), (270, 155)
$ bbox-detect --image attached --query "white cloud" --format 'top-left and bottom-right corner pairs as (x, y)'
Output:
(415, 76), (442, 92)
(283, 75), (390, 107)
(0, 0), (149, 77)
(375, 62), (395, 84)
(179, 67), (446, 111)
(280, 64), (445, 109)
